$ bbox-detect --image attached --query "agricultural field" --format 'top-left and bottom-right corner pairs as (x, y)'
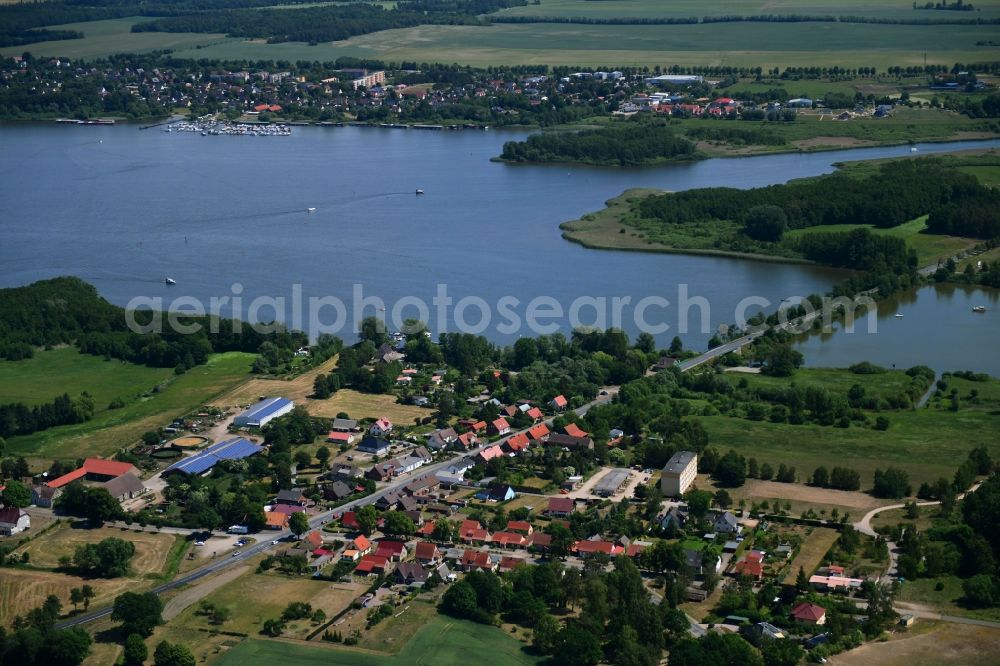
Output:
(0, 347), (171, 408)
(0, 567), (139, 626)
(208, 355), (339, 410)
(13, 522), (182, 576)
(214, 614), (543, 666)
(306, 388), (432, 424)
(12, 11), (999, 68)
(496, 0), (1000, 21)
(166, 21), (1000, 69)
(829, 620), (1000, 665)
(6, 351), (255, 462)
(169, 571), (365, 638)
(0, 17), (231, 60)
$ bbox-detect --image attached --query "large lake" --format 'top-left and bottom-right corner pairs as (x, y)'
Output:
(1, 125), (998, 371)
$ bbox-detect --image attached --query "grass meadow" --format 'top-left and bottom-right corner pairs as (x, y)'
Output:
(305, 388), (432, 423)
(5, 14), (998, 68)
(169, 571), (365, 639)
(0, 17), (230, 61)
(0, 347), (171, 408)
(213, 613), (542, 666)
(699, 373), (1000, 489)
(784, 216), (974, 267)
(5, 351), (255, 461)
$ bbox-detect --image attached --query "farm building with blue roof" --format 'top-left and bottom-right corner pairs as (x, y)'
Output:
(232, 397), (294, 428)
(163, 437), (264, 476)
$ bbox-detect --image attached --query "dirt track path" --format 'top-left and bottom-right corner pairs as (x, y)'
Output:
(162, 564), (250, 621)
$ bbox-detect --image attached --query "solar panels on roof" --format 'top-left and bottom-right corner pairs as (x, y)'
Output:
(163, 437), (263, 475)
(232, 397), (293, 427)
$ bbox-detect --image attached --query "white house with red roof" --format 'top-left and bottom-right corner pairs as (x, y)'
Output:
(0, 508), (30, 536)
(489, 417), (510, 436)
(369, 418), (393, 437)
(527, 423), (550, 442)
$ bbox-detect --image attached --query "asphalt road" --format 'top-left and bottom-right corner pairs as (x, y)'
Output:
(54, 312), (812, 631)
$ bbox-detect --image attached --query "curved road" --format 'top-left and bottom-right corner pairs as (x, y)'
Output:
(852, 482), (982, 581)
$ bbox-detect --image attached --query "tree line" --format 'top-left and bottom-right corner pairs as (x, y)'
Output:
(0, 595), (92, 665)
(131, 0), (529, 44)
(500, 120), (697, 167)
(440, 557), (686, 666)
(926, 186), (1000, 238)
(0, 392), (94, 439)
(636, 158), (985, 234)
(0, 277), (314, 376)
(493, 12), (1000, 25)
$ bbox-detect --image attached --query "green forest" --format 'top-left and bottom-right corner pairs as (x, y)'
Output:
(499, 122), (698, 167)
(131, 0), (528, 44)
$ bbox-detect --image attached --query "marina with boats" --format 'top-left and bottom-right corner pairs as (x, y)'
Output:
(165, 121), (292, 136)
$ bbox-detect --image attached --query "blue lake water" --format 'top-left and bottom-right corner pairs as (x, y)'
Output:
(1, 124), (998, 369)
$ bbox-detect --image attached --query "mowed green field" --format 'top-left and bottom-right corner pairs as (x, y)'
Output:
(7, 13), (999, 68)
(0, 347), (171, 408)
(496, 0), (1000, 20)
(6, 351), (254, 461)
(215, 615), (542, 666)
(700, 374), (1000, 488)
(784, 215), (975, 267)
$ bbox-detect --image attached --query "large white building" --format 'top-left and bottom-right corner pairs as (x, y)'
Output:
(661, 451), (698, 497)
(232, 397), (293, 428)
(0, 507), (30, 536)
(645, 74), (704, 86)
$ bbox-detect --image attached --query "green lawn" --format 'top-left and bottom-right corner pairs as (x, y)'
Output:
(785, 215), (974, 267)
(958, 165), (1000, 189)
(897, 575), (1000, 623)
(6, 351), (255, 461)
(215, 614), (542, 666)
(700, 373), (1000, 488)
(0, 347), (171, 408)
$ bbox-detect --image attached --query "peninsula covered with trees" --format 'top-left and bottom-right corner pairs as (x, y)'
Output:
(561, 153), (1000, 270)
